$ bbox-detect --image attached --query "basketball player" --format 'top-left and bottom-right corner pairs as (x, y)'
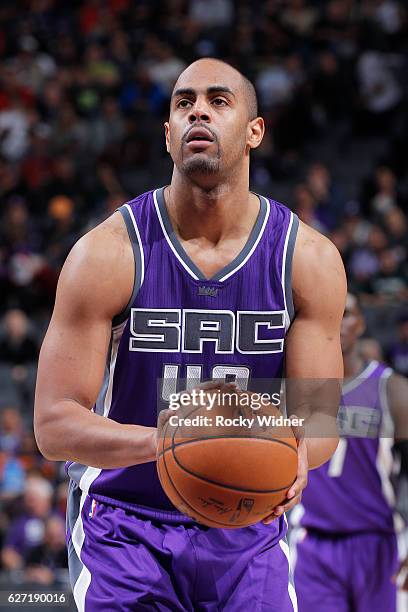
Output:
(34, 59), (346, 611)
(291, 292), (408, 612)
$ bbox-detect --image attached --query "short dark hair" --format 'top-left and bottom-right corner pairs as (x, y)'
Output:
(241, 73), (258, 120)
(175, 58), (258, 120)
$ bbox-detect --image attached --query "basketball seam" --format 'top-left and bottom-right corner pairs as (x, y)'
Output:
(162, 445), (296, 494)
(159, 433), (297, 454)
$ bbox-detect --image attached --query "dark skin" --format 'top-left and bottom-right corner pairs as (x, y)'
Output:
(341, 293), (408, 591)
(34, 59), (345, 525)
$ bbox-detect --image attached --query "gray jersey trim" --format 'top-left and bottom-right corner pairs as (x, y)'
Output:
(93, 337), (112, 417)
(155, 187), (268, 282)
(155, 187), (204, 280)
(213, 195), (268, 281)
(112, 204), (144, 327)
(284, 213), (299, 325)
(66, 480), (84, 590)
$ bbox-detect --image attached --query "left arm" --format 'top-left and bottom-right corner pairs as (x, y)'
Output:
(264, 221), (346, 522)
(286, 221), (346, 468)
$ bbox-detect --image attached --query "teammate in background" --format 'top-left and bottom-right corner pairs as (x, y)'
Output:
(291, 292), (408, 612)
(34, 58), (346, 611)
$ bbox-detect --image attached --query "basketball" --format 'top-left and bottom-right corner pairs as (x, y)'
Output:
(157, 391), (298, 528)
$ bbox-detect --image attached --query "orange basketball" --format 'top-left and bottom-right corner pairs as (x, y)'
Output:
(157, 391), (298, 528)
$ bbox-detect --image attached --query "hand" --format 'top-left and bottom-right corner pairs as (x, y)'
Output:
(393, 555), (408, 591)
(155, 380), (239, 451)
(263, 417), (308, 524)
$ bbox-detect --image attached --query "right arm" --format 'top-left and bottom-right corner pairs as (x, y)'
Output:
(34, 213), (157, 468)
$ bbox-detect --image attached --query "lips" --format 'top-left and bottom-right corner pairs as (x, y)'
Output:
(186, 127), (214, 143)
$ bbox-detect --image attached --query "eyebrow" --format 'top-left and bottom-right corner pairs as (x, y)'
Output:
(172, 86), (235, 99)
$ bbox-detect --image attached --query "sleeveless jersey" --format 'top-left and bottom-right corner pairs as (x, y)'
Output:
(67, 187), (298, 523)
(295, 360), (395, 534)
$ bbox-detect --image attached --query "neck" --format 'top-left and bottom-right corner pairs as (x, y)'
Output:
(166, 165), (258, 244)
(343, 345), (365, 378)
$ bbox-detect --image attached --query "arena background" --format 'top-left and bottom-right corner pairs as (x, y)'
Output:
(0, 0), (407, 608)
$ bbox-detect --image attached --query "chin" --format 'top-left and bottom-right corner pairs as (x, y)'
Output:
(182, 156), (221, 176)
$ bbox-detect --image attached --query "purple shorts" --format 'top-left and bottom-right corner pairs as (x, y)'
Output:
(67, 485), (297, 611)
(292, 528), (398, 612)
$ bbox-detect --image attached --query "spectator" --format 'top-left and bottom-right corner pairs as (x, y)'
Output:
(306, 162), (345, 230)
(147, 42), (187, 97)
(356, 51), (402, 134)
(25, 516), (68, 586)
(0, 451), (25, 501)
(0, 98), (30, 162)
(359, 337), (384, 362)
(1, 476), (53, 571)
(0, 310), (39, 366)
(0, 407), (24, 454)
(293, 184), (326, 233)
(189, 0), (234, 28)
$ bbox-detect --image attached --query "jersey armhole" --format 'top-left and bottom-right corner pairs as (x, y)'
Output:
(112, 204), (145, 328)
(379, 367), (394, 429)
(282, 212), (299, 328)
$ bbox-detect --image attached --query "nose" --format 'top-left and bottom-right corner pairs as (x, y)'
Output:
(188, 100), (210, 123)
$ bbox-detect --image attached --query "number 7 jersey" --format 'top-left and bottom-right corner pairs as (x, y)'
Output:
(66, 187), (299, 513)
(295, 360), (396, 534)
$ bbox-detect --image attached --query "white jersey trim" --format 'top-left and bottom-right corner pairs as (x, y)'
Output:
(341, 360), (378, 395)
(279, 526), (298, 612)
(71, 329), (121, 611)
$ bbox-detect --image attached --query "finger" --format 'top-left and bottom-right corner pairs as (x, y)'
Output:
(262, 514), (278, 525)
(192, 379), (231, 391)
(392, 559), (408, 587)
(288, 440), (308, 498)
(157, 408), (174, 432)
(287, 478), (307, 501)
(290, 414), (306, 440)
(272, 494), (302, 517)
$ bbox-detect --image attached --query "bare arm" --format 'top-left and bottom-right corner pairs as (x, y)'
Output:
(34, 213), (156, 468)
(286, 221), (346, 468)
(263, 222), (346, 524)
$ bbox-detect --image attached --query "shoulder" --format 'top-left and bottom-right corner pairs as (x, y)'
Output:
(67, 211), (130, 268)
(292, 221), (347, 314)
(56, 211), (134, 321)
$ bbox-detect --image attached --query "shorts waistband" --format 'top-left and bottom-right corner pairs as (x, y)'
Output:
(304, 527), (396, 539)
(91, 494), (198, 524)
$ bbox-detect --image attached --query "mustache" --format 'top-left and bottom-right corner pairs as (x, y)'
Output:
(182, 124), (218, 143)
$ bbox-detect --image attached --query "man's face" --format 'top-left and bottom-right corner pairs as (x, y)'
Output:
(165, 60), (262, 183)
(340, 294), (365, 353)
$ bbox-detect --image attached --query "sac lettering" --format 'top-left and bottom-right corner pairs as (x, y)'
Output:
(129, 308), (285, 354)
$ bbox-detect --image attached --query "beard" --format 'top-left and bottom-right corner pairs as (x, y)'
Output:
(181, 154), (221, 175)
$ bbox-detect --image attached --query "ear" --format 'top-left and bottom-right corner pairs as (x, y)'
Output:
(247, 117), (265, 150)
(164, 122), (170, 153)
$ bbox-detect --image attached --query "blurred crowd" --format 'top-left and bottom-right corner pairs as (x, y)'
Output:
(0, 0), (407, 587)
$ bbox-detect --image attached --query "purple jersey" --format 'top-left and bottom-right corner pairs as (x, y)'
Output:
(67, 187), (298, 522)
(295, 360), (395, 534)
